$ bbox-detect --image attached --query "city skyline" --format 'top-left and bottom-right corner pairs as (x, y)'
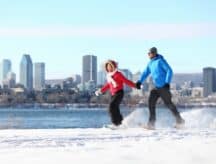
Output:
(0, 0), (215, 79)
(0, 53), (215, 98)
(0, 53), (213, 81)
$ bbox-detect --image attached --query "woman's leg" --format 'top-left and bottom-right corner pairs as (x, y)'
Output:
(109, 90), (124, 126)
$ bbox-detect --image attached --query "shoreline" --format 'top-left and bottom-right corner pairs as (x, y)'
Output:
(0, 103), (215, 109)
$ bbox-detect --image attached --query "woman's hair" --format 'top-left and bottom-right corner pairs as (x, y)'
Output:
(105, 60), (118, 72)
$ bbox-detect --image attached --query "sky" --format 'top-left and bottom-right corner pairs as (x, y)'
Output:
(0, 0), (216, 79)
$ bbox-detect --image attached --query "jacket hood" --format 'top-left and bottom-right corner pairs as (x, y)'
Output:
(151, 54), (164, 61)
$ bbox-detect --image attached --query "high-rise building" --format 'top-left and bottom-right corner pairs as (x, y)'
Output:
(120, 69), (133, 92)
(97, 70), (106, 86)
(34, 62), (45, 91)
(20, 54), (33, 90)
(120, 69), (133, 80)
(82, 55), (97, 85)
(4, 72), (16, 88)
(0, 59), (12, 85)
(203, 67), (216, 97)
(72, 74), (82, 85)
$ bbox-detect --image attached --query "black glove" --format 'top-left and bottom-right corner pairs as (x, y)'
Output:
(136, 81), (142, 90)
(164, 83), (170, 90)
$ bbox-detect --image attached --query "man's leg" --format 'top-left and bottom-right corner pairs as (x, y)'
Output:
(159, 87), (185, 125)
(148, 89), (160, 128)
(109, 90), (124, 126)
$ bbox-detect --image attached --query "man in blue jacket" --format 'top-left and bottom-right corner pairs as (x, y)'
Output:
(136, 47), (185, 129)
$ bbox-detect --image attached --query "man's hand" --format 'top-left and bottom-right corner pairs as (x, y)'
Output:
(136, 81), (142, 90)
(164, 83), (170, 90)
(95, 89), (102, 96)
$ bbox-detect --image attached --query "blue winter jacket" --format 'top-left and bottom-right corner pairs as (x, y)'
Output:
(139, 55), (173, 88)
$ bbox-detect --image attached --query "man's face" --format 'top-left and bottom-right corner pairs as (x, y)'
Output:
(148, 52), (156, 59)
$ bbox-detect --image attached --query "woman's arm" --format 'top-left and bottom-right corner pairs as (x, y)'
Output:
(101, 83), (110, 93)
(119, 72), (136, 88)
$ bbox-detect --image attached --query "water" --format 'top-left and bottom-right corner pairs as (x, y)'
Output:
(0, 108), (127, 129)
(0, 107), (215, 129)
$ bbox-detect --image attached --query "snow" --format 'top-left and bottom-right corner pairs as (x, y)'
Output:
(0, 108), (216, 164)
(0, 128), (215, 164)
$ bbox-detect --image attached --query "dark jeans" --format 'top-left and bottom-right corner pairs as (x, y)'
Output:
(109, 90), (124, 126)
(148, 87), (183, 126)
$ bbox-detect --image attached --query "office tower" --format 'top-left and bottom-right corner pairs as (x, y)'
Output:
(20, 54), (33, 90)
(0, 59), (12, 85)
(120, 69), (133, 92)
(34, 62), (45, 90)
(82, 55), (97, 85)
(120, 69), (133, 80)
(72, 74), (82, 84)
(97, 70), (106, 86)
(203, 67), (216, 97)
(5, 72), (16, 88)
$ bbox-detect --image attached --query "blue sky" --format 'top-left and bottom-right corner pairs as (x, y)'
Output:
(0, 0), (215, 79)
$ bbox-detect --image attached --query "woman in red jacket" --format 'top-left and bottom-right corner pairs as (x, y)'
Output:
(95, 60), (136, 126)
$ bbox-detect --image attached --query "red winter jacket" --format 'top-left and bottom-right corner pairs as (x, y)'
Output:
(101, 71), (136, 96)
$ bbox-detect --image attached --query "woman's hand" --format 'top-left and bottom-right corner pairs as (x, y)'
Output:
(95, 89), (102, 96)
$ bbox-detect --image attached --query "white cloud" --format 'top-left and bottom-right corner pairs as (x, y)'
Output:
(0, 23), (215, 39)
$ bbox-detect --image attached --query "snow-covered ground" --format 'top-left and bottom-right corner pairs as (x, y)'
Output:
(0, 108), (215, 164)
(0, 128), (215, 164)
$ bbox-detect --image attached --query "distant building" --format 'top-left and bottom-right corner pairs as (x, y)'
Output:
(97, 70), (106, 86)
(45, 79), (64, 88)
(0, 59), (12, 85)
(173, 73), (202, 87)
(4, 72), (16, 88)
(181, 81), (195, 89)
(120, 69), (133, 81)
(82, 55), (97, 85)
(132, 72), (141, 81)
(120, 69), (133, 92)
(203, 67), (216, 97)
(63, 77), (76, 90)
(20, 54), (33, 90)
(192, 87), (204, 98)
(72, 74), (82, 85)
(34, 62), (45, 91)
(85, 80), (96, 93)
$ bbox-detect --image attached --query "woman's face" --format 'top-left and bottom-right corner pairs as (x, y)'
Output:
(107, 64), (114, 72)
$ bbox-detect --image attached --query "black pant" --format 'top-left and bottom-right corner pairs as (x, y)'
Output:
(148, 87), (182, 126)
(109, 90), (124, 126)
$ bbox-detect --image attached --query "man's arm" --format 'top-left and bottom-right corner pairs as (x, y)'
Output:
(139, 65), (150, 83)
(160, 58), (173, 84)
(136, 65), (150, 89)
